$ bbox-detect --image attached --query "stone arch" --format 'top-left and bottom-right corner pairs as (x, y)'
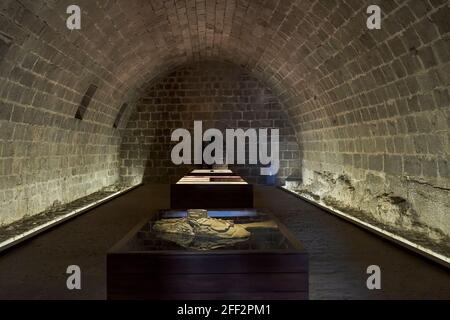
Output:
(0, 0), (448, 252)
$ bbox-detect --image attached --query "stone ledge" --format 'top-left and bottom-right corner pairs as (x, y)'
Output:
(0, 184), (142, 253)
(279, 186), (450, 269)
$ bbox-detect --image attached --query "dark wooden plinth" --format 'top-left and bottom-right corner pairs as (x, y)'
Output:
(170, 184), (253, 209)
(107, 252), (308, 300)
(107, 211), (308, 300)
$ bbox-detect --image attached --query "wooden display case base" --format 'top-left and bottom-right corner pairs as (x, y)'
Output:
(108, 253), (308, 300)
(107, 209), (308, 300)
(170, 184), (253, 209)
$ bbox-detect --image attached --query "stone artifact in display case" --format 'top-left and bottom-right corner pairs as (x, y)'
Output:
(107, 209), (308, 300)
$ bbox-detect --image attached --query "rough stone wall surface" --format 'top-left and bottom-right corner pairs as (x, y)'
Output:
(120, 62), (300, 185)
(0, 119), (121, 226)
(0, 1), (127, 225)
(280, 0), (450, 253)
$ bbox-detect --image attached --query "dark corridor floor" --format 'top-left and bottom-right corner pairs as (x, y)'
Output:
(0, 185), (448, 300)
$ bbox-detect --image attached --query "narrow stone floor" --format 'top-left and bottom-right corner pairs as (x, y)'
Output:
(0, 185), (448, 300)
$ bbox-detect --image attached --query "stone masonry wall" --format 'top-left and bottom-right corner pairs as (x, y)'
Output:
(120, 62), (300, 185)
(0, 111), (122, 226)
(0, 1), (127, 226)
(277, 1), (450, 256)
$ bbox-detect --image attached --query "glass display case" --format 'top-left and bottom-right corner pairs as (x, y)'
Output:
(107, 209), (308, 300)
(170, 170), (253, 209)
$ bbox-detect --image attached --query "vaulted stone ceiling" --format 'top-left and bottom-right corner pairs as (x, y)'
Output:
(0, 0), (449, 252)
(2, 0), (449, 131)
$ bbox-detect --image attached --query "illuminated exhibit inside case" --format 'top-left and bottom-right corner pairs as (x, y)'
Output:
(107, 208), (308, 300)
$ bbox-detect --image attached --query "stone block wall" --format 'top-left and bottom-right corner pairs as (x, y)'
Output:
(0, 118), (122, 226)
(274, 1), (450, 255)
(120, 62), (300, 185)
(0, 1), (128, 225)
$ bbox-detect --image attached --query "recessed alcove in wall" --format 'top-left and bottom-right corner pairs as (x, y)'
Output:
(119, 61), (301, 185)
